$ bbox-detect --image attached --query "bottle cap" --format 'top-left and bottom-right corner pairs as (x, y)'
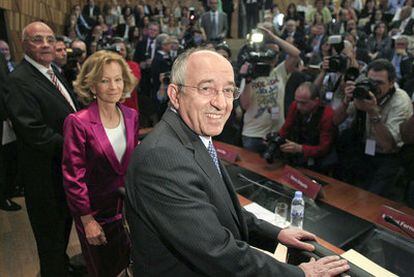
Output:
(294, 191), (303, 198)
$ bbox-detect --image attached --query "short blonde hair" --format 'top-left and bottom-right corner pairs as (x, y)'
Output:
(73, 50), (138, 105)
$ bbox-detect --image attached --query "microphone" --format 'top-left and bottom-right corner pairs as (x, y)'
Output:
(383, 214), (414, 239)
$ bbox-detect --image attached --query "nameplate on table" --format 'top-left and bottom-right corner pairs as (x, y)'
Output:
(281, 165), (322, 200)
(378, 205), (414, 238)
(213, 143), (239, 163)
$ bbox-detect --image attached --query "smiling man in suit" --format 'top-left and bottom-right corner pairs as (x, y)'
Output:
(6, 22), (79, 276)
(125, 48), (350, 276)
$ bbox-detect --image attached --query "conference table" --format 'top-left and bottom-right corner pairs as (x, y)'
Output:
(214, 141), (414, 276)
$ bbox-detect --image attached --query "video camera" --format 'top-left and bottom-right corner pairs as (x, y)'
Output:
(239, 29), (278, 79)
(262, 132), (286, 164)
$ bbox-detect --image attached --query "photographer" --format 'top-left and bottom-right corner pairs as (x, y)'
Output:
(63, 39), (87, 90)
(273, 82), (336, 172)
(333, 59), (413, 196)
(151, 34), (174, 119)
(314, 36), (365, 109)
(240, 25), (301, 153)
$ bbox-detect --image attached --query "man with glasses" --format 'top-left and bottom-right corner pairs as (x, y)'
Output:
(6, 21), (79, 276)
(125, 48), (349, 276)
(333, 59), (413, 195)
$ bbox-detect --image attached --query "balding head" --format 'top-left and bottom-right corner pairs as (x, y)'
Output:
(168, 49), (235, 137)
(22, 21), (56, 67)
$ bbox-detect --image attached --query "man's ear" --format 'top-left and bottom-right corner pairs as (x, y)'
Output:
(167, 84), (180, 110)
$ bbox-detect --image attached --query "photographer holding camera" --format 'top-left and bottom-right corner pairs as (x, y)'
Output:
(263, 82), (336, 172)
(314, 36), (365, 109)
(151, 34), (174, 119)
(333, 59), (413, 196)
(239, 25), (301, 154)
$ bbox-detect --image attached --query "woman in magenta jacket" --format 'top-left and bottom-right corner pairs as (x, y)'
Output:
(62, 50), (139, 276)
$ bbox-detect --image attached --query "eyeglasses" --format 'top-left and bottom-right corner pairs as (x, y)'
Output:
(177, 84), (241, 99)
(25, 35), (56, 45)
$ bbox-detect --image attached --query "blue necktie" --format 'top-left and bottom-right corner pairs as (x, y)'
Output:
(208, 141), (221, 175)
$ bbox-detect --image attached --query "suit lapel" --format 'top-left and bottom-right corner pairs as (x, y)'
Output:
(220, 162), (247, 238)
(89, 102), (123, 174)
(24, 60), (76, 113)
(52, 65), (79, 111)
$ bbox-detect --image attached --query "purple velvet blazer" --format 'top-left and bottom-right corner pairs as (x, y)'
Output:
(62, 102), (139, 224)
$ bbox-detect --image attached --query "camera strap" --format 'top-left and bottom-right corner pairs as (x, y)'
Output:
(377, 87), (396, 108)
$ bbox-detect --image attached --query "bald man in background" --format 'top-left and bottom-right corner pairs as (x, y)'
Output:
(6, 22), (79, 276)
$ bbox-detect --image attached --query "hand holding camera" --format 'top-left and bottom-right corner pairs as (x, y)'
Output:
(344, 80), (378, 114)
(280, 140), (303, 154)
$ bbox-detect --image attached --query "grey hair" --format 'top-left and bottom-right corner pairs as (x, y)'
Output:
(170, 47), (213, 86)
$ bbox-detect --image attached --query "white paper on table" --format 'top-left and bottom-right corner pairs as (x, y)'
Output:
(341, 249), (397, 277)
(2, 121), (16, 145)
(244, 202), (290, 228)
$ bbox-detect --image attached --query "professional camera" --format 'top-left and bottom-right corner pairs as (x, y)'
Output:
(344, 67), (360, 82)
(189, 7), (197, 26)
(353, 78), (381, 100)
(328, 54), (348, 72)
(66, 48), (83, 68)
(262, 132), (286, 164)
(327, 35), (348, 73)
(239, 29), (278, 79)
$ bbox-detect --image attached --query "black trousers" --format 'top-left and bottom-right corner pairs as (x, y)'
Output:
(25, 182), (73, 276)
(0, 141), (18, 200)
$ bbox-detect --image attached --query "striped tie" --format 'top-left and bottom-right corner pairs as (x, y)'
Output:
(208, 141), (222, 176)
(47, 69), (76, 111)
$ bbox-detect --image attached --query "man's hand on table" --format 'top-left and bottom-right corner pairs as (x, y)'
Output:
(277, 228), (350, 276)
(299, 256), (350, 277)
(277, 228), (316, 251)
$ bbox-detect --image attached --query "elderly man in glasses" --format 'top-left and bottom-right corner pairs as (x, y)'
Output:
(6, 21), (79, 276)
(125, 48), (350, 276)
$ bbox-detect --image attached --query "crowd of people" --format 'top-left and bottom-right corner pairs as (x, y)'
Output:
(0, 0), (414, 276)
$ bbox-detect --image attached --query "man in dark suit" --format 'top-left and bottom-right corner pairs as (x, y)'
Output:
(151, 34), (173, 119)
(133, 22), (160, 127)
(0, 52), (21, 211)
(125, 48), (350, 276)
(6, 22), (79, 276)
(200, 0), (228, 42)
(82, 0), (100, 27)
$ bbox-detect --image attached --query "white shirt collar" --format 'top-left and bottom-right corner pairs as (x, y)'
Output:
(24, 55), (52, 75)
(199, 135), (212, 149)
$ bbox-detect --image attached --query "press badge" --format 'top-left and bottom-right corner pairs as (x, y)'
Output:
(270, 107), (280, 120)
(365, 139), (376, 156)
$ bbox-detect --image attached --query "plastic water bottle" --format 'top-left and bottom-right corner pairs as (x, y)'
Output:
(290, 191), (305, 229)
